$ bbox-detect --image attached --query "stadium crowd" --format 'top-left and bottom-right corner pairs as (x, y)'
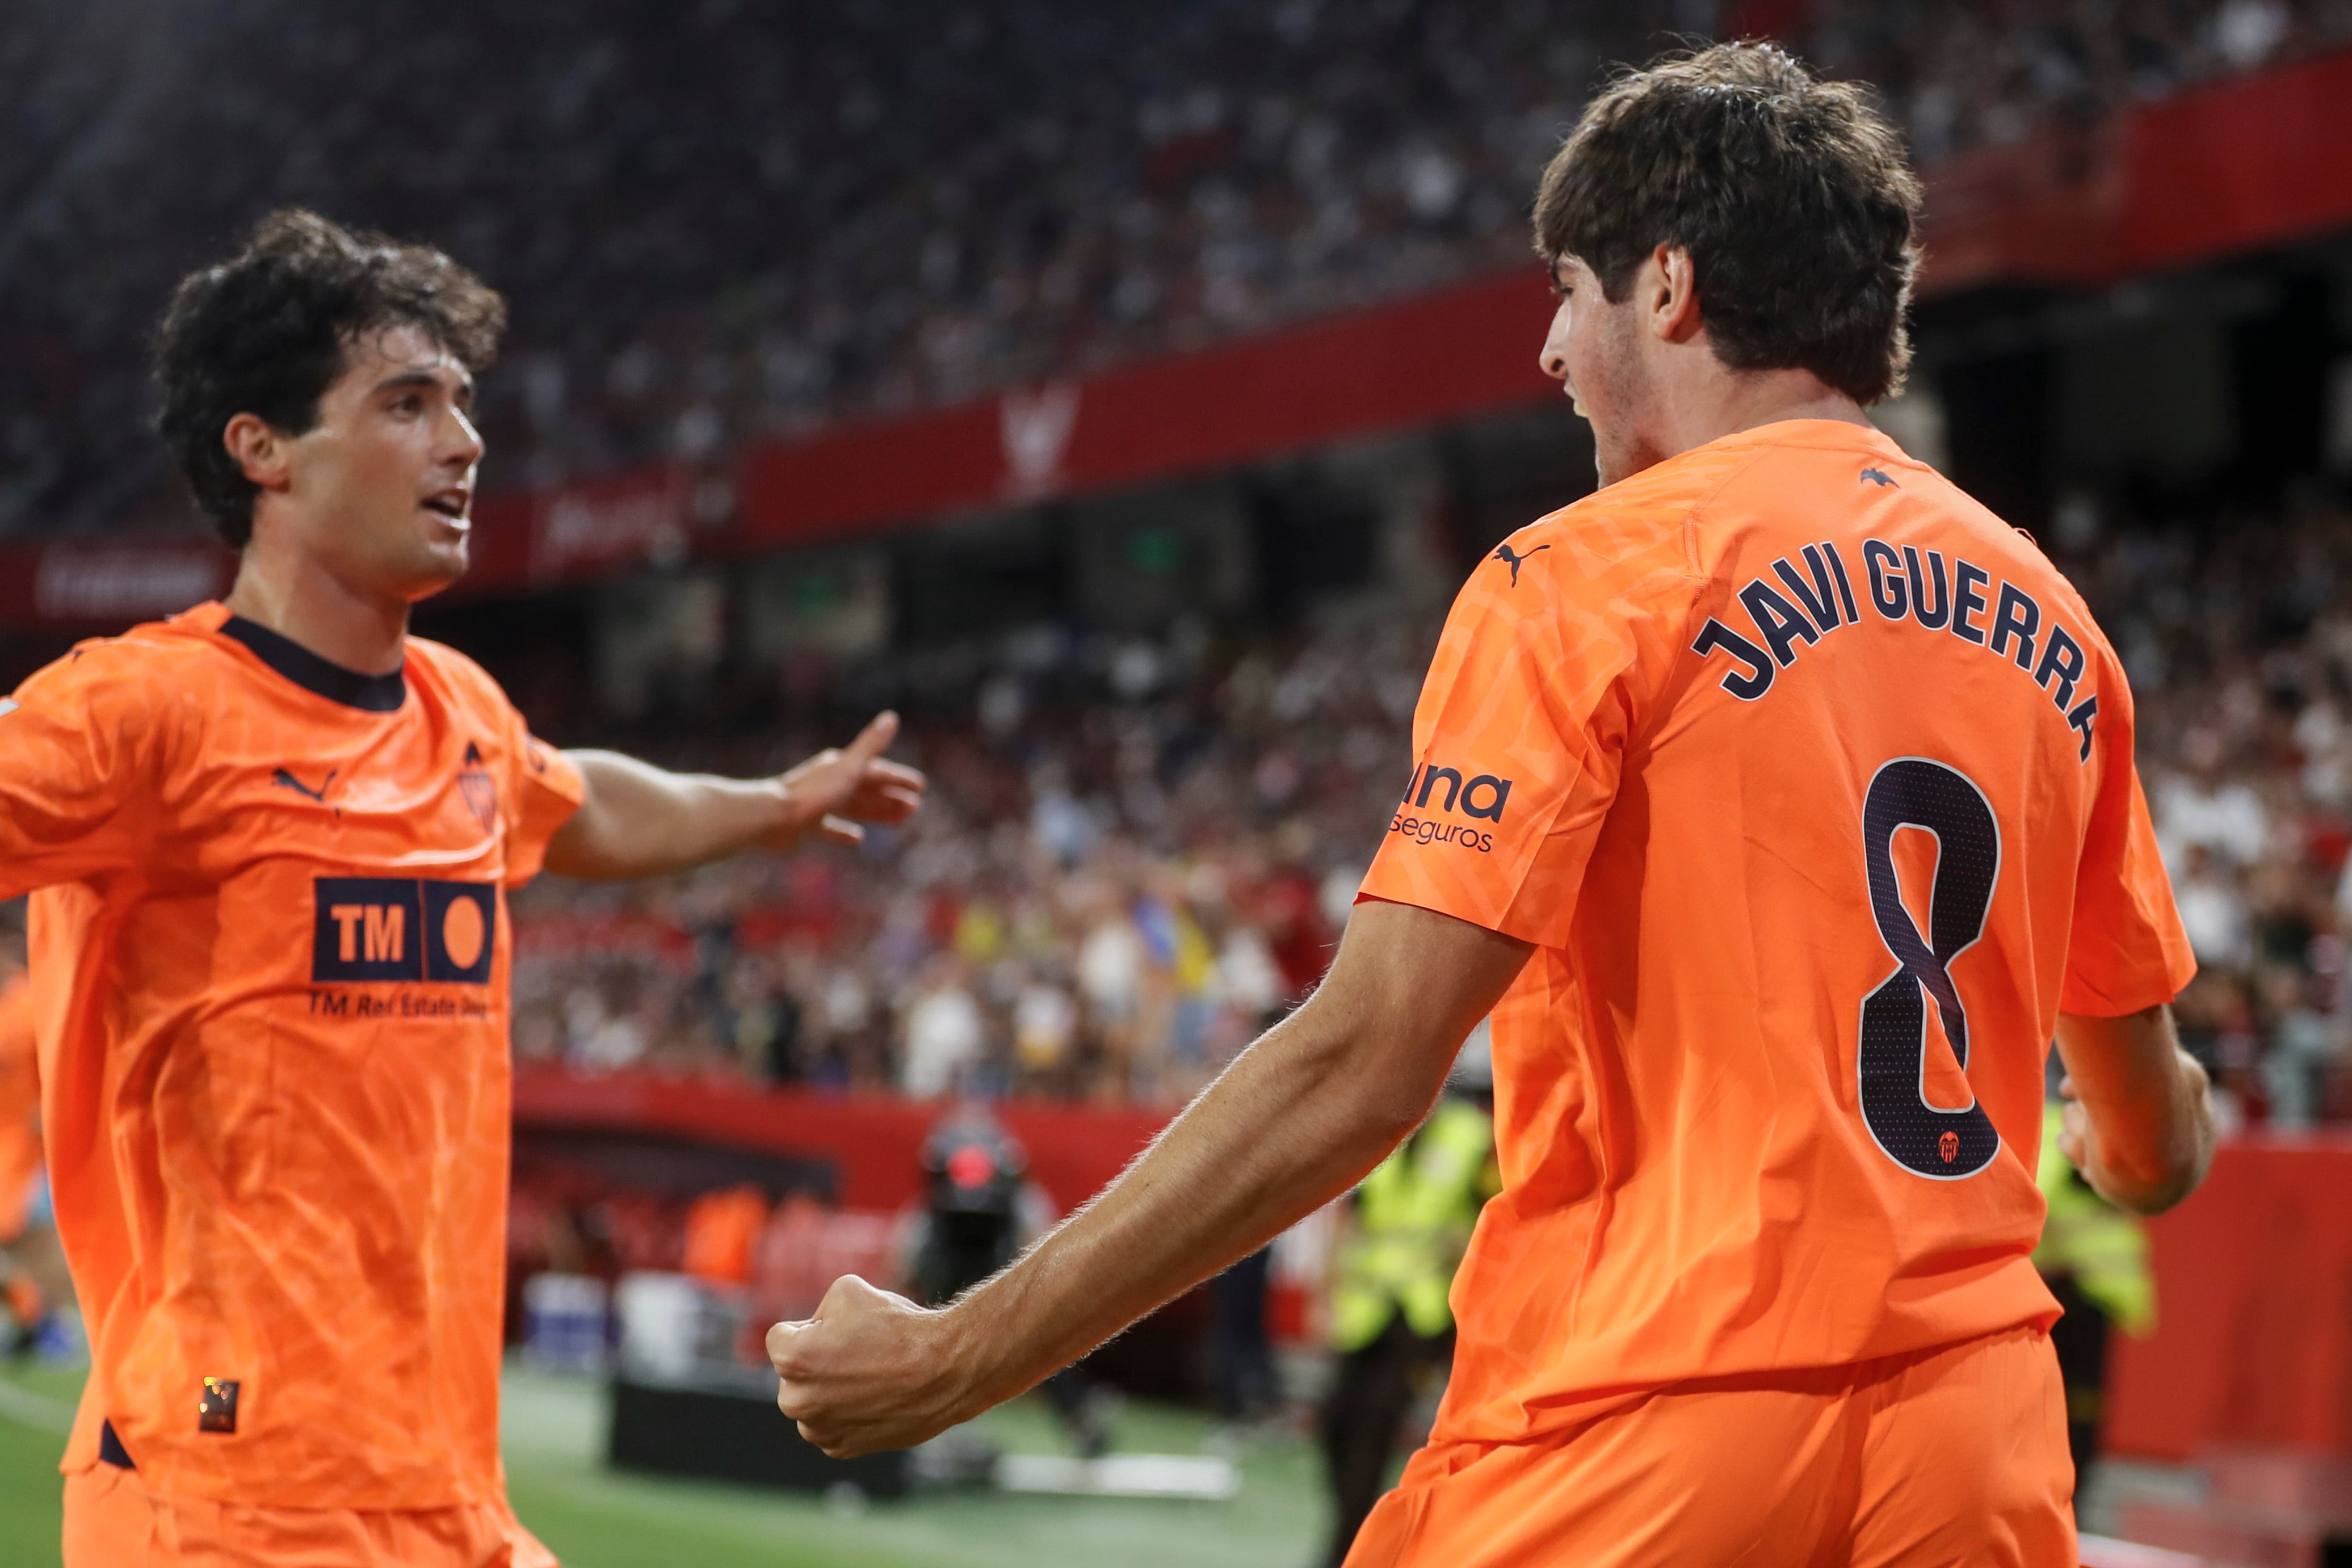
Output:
(506, 486), (2352, 1126)
(6, 0), (2351, 536)
(509, 613), (1436, 1105)
(2071, 490), (2352, 1129)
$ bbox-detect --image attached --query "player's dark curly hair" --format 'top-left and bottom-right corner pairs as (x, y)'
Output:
(153, 209), (506, 548)
(1532, 43), (1921, 405)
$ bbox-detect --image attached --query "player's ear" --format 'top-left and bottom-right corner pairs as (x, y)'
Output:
(222, 412), (294, 495)
(1648, 245), (1704, 345)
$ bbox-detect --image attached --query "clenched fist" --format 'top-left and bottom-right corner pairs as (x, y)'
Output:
(768, 1275), (981, 1457)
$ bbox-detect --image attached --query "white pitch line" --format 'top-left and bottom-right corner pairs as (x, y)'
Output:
(0, 1377), (75, 1434)
(2078, 1536), (2205, 1568)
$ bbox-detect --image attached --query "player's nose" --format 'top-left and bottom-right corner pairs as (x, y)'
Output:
(1539, 308), (1572, 383)
(443, 404), (486, 468)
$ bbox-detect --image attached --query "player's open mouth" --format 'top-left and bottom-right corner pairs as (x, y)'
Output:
(421, 493), (471, 523)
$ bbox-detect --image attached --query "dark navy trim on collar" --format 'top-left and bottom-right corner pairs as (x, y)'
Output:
(220, 616), (407, 713)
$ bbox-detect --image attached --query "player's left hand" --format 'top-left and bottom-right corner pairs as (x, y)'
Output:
(2055, 1073), (2104, 1186)
(2056, 1075), (2088, 1160)
(768, 1274), (977, 1457)
(769, 711), (927, 848)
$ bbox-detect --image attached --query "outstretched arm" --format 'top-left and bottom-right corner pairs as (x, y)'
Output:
(768, 897), (1532, 1457)
(2052, 1003), (2214, 1214)
(542, 712), (925, 881)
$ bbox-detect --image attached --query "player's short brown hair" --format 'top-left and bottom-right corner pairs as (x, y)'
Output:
(153, 209), (506, 548)
(1532, 43), (1921, 405)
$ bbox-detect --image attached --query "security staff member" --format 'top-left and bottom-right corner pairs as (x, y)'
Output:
(1320, 1084), (1497, 1566)
(2034, 1099), (2156, 1478)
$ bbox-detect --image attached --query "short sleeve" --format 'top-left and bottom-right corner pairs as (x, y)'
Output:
(2060, 667), (2196, 1015)
(1357, 541), (1643, 949)
(0, 644), (165, 900)
(502, 728), (585, 889)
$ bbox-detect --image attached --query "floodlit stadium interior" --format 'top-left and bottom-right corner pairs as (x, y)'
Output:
(5, 2), (2352, 1565)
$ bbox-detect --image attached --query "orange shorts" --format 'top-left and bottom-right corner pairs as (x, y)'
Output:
(62, 1462), (561, 1567)
(1347, 1323), (2074, 1568)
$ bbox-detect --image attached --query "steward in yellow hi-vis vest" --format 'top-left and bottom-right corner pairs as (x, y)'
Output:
(1333, 1098), (1498, 1350)
(1320, 1093), (1498, 1567)
(2032, 1099), (2154, 1477)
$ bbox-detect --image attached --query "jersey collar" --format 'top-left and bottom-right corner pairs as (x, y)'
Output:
(218, 614), (408, 713)
(1720, 417), (1908, 460)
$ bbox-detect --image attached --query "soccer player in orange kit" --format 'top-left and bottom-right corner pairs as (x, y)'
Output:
(0, 210), (924, 1566)
(0, 961), (66, 1350)
(770, 44), (2216, 1566)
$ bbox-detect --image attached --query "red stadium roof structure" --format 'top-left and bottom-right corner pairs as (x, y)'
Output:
(5, 47), (2350, 632)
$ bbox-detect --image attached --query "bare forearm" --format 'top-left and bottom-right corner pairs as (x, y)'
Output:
(543, 750), (792, 880)
(768, 899), (1530, 1457)
(943, 999), (1431, 1414)
(2055, 1004), (2214, 1214)
(546, 716), (924, 881)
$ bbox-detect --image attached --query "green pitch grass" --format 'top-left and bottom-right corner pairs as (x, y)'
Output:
(0, 1362), (78, 1559)
(0, 1361), (1324, 1568)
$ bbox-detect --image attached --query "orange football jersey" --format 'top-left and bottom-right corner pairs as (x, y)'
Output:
(1359, 420), (2193, 1447)
(0, 976), (39, 1241)
(0, 602), (582, 1510)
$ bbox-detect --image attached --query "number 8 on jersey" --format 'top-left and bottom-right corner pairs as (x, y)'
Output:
(1858, 758), (2002, 1179)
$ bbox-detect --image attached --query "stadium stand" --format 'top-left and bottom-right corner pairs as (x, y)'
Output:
(504, 611), (1435, 1104)
(4, 0), (2350, 536)
(477, 480), (2352, 1129)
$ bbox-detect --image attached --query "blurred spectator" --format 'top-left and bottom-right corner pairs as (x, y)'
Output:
(1209, 1247), (1282, 1432)
(720, 954), (801, 1083)
(1012, 971), (1079, 1079)
(681, 1184), (770, 1288)
(2174, 843), (2254, 969)
(2154, 729), (2271, 870)
(1076, 881), (1153, 1093)
(901, 955), (986, 1099)
(567, 982), (651, 1073)
(2260, 969), (2345, 1127)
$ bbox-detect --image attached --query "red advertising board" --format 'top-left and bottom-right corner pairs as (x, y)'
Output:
(2106, 1135), (2352, 1460)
